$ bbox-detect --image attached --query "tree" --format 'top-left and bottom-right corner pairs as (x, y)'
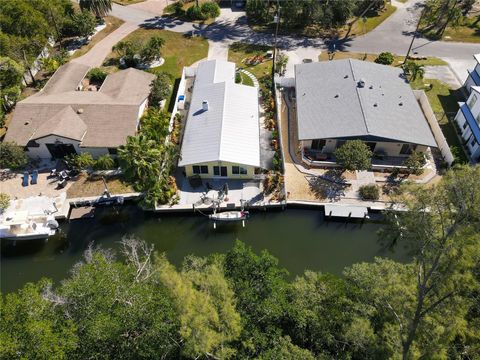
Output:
(79, 0), (112, 18)
(378, 165), (480, 359)
(71, 11), (97, 39)
(0, 193), (10, 211)
(258, 336), (316, 360)
(112, 40), (143, 68)
(403, 151), (426, 175)
(149, 73), (171, 107)
(245, 0), (272, 24)
(140, 108), (171, 143)
(334, 140), (372, 171)
(201, 2), (221, 18)
(375, 52), (394, 65)
(422, 0), (473, 37)
(186, 5), (207, 21)
(86, 67), (108, 83)
(0, 57), (24, 111)
(275, 53), (288, 76)
(93, 154), (114, 170)
(140, 36), (165, 64)
(403, 61), (425, 81)
(40, 57), (61, 74)
(0, 280), (78, 359)
(65, 152), (94, 170)
(0, 142), (28, 169)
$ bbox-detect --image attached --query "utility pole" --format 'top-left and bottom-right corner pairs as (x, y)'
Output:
(272, 0), (280, 78)
(403, 7), (425, 65)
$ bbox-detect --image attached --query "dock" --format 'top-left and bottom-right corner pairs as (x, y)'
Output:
(68, 206), (96, 220)
(324, 204), (368, 219)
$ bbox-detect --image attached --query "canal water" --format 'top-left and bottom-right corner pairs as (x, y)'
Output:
(1, 207), (410, 294)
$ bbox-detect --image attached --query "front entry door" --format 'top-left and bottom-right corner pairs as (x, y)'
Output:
(46, 143), (77, 158)
(213, 166), (228, 177)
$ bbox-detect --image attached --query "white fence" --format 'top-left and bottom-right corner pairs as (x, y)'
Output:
(168, 67), (190, 133)
(414, 90), (455, 166)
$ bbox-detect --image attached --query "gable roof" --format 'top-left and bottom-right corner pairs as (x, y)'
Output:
(178, 60), (260, 167)
(294, 59), (437, 147)
(5, 63), (155, 148)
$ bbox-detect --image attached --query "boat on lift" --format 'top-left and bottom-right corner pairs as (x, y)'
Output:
(209, 210), (249, 222)
(0, 211), (59, 241)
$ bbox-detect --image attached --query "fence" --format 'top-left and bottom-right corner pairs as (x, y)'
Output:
(414, 90), (455, 166)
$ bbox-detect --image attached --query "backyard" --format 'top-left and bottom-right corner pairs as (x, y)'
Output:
(67, 173), (134, 199)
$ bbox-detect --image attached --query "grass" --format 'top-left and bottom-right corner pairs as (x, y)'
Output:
(228, 42), (272, 92)
(340, 4), (397, 38)
(318, 51), (448, 66)
(112, 0), (145, 5)
(238, 72), (254, 87)
(71, 16), (125, 59)
(410, 78), (468, 163)
(442, 16), (480, 43)
(67, 173), (134, 199)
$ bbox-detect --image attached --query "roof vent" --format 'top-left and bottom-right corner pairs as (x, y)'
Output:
(344, 75), (349, 79)
(77, 108), (84, 114)
(399, 102), (403, 106)
(369, 85), (373, 89)
(334, 94), (339, 98)
(202, 100), (209, 111)
(357, 79), (365, 88)
(24, 121), (30, 126)
(373, 103), (378, 107)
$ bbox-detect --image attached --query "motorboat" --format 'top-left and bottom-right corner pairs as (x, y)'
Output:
(93, 195), (124, 207)
(0, 211), (59, 241)
(209, 210), (249, 222)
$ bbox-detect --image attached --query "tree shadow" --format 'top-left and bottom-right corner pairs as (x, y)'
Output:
(305, 170), (350, 201)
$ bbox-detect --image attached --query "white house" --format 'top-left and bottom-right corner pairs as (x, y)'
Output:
(4, 62), (155, 159)
(463, 54), (480, 96)
(178, 60), (260, 179)
(453, 87), (480, 163)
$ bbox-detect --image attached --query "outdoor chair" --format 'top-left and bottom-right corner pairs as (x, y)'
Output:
(57, 179), (67, 189)
(22, 172), (29, 187)
(31, 170), (38, 185)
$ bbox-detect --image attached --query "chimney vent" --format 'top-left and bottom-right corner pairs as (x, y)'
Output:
(77, 108), (84, 114)
(202, 100), (209, 111)
(357, 79), (365, 88)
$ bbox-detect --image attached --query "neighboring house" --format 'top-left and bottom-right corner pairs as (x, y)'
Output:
(453, 87), (480, 163)
(463, 53), (480, 96)
(4, 62), (155, 159)
(178, 60), (260, 179)
(294, 59), (437, 164)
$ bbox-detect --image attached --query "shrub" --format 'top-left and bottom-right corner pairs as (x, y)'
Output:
(235, 72), (241, 83)
(149, 73), (172, 107)
(94, 154), (115, 170)
(186, 5), (207, 20)
(334, 140), (372, 171)
(359, 184), (380, 201)
(374, 52), (394, 65)
(0, 142), (28, 170)
(65, 152), (94, 170)
(272, 151), (283, 172)
(403, 151), (426, 176)
(86, 68), (108, 83)
(0, 193), (10, 211)
(201, 2), (220, 18)
(61, 11), (96, 38)
(140, 36), (165, 64)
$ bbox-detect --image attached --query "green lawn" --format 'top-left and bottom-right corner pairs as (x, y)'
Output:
(228, 42), (272, 92)
(319, 51), (447, 66)
(238, 72), (254, 87)
(442, 16), (480, 43)
(410, 78), (468, 163)
(106, 29), (208, 110)
(341, 4), (397, 38)
(112, 0), (145, 5)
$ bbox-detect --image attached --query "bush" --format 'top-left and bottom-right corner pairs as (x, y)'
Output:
(359, 184), (380, 201)
(86, 68), (108, 83)
(61, 11), (96, 38)
(0, 193), (10, 211)
(0, 142), (28, 170)
(374, 52), (394, 65)
(272, 151), (283, 172)
(94, 154), (115, 170)
(334, 140), (372, 171)
(403, 151), (426, 176)
(65, 152), (94, 170)
(149, 73), (172, 107)
(201, 2), (220, 18)
(186, 5), (207, 20)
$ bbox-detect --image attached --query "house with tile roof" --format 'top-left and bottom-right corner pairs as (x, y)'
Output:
(294, 59), (437, 164)
(178, 60), (260, 179)
(4, 62), (155, 159)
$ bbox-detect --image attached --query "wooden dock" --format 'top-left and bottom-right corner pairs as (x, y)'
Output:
(324, 204), (368, 219)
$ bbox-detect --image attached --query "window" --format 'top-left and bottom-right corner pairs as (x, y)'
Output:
(232, 166), (247, 175)
(467, 93), (477, 109)
(463, 121), (469, 130)
(213, 166), (227, 176)
(336, 140), (346, 149)
(311, 139), (326, 150)
(365, 142), (376, 152)
(108, 148), (118, 155)
(477, 113), (480, 126)
(193, 165), (208, 174)
(400, 143), (416, 155)
(471, 138), (477, 147)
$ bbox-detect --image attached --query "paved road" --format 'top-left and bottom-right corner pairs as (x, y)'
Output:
(105, 0), (480, 81)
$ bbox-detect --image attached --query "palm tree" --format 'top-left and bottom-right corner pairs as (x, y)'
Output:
(403, 61), (425, 82)
(79, 0), (112, 18)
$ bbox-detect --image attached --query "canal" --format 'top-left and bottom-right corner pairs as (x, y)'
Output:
(1, 207), (410, 293)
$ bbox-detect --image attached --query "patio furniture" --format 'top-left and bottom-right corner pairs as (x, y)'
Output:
(22, 172), (29, 187)
(48, 169), (57, 179)
(57, 179), (67, 189)
(57, 170), (70, 181)
(31, 170), (38, 185)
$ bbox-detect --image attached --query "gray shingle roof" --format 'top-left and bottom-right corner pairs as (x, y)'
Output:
(295, 59), (437, 147)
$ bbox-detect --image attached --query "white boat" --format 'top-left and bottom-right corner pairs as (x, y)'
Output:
(209, 211), (249, 222)
(0, 211), (59, 241)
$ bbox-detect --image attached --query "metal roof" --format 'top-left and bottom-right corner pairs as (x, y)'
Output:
(459, 102), (480, 142)
(295, 59), (437, 147)
(178, 60), (260, 167)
